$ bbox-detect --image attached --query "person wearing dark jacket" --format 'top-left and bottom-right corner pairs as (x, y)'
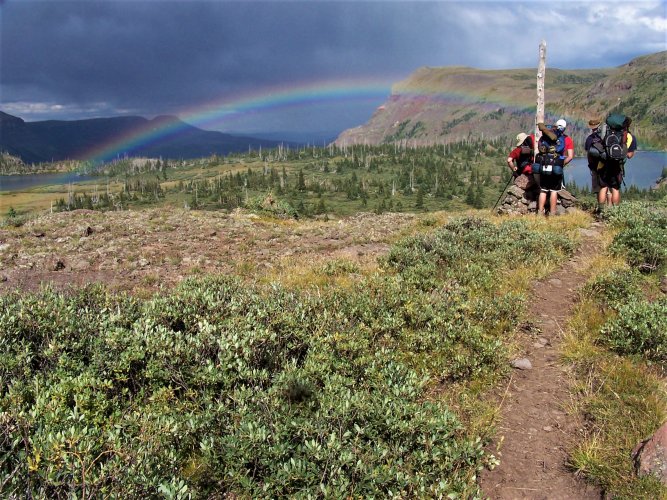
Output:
(585, 118), (603, 194)
(597, 117), (637, 207)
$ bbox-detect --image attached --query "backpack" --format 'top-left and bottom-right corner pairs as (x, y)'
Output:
(536, 123), (566, 156)
(517, 136), (534, 170)
(532, 123), (565, 175)
(586, 131), (605, 170)
(603, 114), (628, 163)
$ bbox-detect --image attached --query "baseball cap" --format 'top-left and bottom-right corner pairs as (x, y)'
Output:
(515, 132), (528, 147)
(556, 119), (567, 130)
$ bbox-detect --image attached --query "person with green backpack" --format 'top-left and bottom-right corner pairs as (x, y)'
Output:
(588, 114), (637, 207)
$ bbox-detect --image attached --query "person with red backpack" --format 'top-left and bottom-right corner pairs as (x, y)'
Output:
(507, 132), (535, 176)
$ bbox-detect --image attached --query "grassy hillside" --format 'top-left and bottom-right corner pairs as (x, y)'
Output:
(561, 51), (667, 147)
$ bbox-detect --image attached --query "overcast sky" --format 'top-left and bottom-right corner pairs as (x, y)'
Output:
(1, 0), (666, 138)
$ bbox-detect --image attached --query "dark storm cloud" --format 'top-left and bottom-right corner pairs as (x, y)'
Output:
(2, 1), (458, 119)
(1, 0), (665, 132)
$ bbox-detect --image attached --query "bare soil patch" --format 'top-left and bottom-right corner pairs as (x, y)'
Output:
(479, 224), (605, 499)
(0, 208), (419, 295)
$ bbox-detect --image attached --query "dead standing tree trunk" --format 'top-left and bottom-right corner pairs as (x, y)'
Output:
(535, 40), (547, 152)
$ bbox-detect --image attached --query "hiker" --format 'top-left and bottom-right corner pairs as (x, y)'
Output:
(507, 132), (535, 176)
(596, 115), (637, 207)
(533, 119), (574, 215)
(555, 119), (575, 167)
(585, 118), (604, 196)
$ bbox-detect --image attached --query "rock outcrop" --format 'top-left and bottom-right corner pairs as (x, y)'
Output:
(632, 421), (667, 485)
(497, 174), (577, 215)
(651, 175), (667, 191)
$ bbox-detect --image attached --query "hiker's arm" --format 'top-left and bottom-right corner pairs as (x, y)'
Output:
(626, 134), (637, 159)
(564, 148), (574, 165)
(507, 157), (518, 172)
(563, 136), (575, 165)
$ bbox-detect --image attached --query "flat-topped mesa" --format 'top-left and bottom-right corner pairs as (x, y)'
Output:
(335, 51), (667, 149)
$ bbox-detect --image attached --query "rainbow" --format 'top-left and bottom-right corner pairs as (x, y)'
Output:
(81, 77), (398, 163)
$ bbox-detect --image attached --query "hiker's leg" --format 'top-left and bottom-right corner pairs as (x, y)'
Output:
(610, 188), (621, 205)
(591, 170), (600, 195)
(549, 190), (558, 215)
(538, 191), (547, 215)
(598, 187), (608, 206)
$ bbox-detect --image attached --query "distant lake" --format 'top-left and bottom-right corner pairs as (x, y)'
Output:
(564, 150), (666, 190)
(0, 172), (97, 192)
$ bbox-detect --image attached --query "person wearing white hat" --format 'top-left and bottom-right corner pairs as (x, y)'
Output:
(555, 119), (575, 166)
(536, 118), (575, 215)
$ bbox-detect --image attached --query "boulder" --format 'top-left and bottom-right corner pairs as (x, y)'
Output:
(506, 185), (525, 199)
(513, 173), (536, 190)
(511, 358), (532, 370)
(632, 421), (667, 484)
(70, 258), (91, 271)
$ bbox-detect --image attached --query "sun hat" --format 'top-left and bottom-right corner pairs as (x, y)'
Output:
(588, 118), (601, 128)
(515, 132), (528, 147)
(556, 119), (567, 130)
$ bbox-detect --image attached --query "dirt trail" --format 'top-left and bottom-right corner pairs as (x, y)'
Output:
(479, 223), (604, 499)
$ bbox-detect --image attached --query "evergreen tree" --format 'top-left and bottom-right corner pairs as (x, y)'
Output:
(465, 184), (475, 205)
(415, 187), (424, 209)
(297, 169), (306, 191)
(473, 184), (485, 209)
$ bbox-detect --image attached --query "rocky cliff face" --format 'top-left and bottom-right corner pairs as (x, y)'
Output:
(335, 51), (667, 150)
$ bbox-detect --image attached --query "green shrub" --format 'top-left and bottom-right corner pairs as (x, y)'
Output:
(601, 296), (667, 363)
(2, 206), (27, 227)
(321, 259), (360, 276)
(384, 216), (575, 292)
(603, 202), (667, 272)
(0, 276), (491, 497)
(581, 268), (643, 310)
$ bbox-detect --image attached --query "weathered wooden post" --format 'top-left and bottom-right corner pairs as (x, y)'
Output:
(535, 40), (547, 152)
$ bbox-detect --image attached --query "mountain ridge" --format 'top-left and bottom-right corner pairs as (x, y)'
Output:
(0, 111), (297, 164)
(335, 51), (667, 150)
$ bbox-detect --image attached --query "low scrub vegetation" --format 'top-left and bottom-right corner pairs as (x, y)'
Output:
(564, 198), (667, 497)
(0, 215), (579, 498)
(602, 200), (667, 272)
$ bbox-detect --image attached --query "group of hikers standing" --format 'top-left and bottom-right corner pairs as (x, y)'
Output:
(506, 114), (637, 215)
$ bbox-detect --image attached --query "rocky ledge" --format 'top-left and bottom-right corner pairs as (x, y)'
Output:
(497, 174), (577, 216)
